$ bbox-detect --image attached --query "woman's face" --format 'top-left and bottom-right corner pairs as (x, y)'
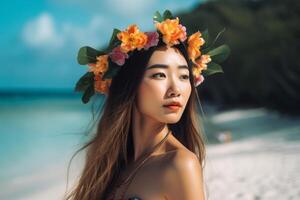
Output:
(136, 46), (192, 124)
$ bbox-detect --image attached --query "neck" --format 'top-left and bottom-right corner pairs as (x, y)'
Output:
(131, 104), (170, 162)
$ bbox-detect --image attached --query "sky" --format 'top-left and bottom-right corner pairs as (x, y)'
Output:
(0, 0), (204, 90)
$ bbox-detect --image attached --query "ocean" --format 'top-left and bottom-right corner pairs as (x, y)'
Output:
(0, 94), (299, 199)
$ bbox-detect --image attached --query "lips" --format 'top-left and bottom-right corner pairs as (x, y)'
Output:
(163, 102), (182, 111)
(163, 102), (182, 107)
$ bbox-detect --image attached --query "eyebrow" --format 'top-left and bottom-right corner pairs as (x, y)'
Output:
(146, 64), (188, 70)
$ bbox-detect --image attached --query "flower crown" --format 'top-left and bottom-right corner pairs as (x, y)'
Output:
(75, 10), (230, 104)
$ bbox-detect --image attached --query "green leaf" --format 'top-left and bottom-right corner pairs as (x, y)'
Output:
(74, 72), (94, 92)
(107, 28), (121, 52)
(201, 46), (213, 55)
(207, 44), (231, 63)
(202, 28), (227, 55)
(163, 10), (173, 20)
(202, 62), (224, 76)
(74, 72), (96, 104)
(210, 28), (226, 48)
(201, 29), (211, 48)
(82, 84), (95, 104)
(77, 46), (105, 65)
(153, 11), (164, 23)
(102, 63), (120, 79)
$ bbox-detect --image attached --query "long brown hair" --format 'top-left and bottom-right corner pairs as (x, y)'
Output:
(65, 42), (207, 200)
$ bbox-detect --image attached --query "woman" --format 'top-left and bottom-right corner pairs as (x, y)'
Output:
(66, 10), (228, 200)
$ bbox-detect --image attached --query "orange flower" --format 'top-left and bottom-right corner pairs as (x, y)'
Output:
(192, 55), (211, 79)
(195, 54), (211, 71)
(155, 17), (187, 46)
(94, 75), (112, 94)
(117, 24), (148, 53)
(88, 55), (109, 76)
(188, 31), (205, 62)
(192, 66), (203, 78)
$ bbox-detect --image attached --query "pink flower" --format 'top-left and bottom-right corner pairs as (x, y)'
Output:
(194, 75), (205, 87)
(109, 46), (129, 66)
(144, 32), (159, 50)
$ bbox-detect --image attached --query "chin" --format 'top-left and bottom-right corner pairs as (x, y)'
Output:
(160, 115), (182, 124)
(165, 119), (180, 124)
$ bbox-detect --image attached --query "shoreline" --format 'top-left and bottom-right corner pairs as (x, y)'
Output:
(1, 135), (299, 200)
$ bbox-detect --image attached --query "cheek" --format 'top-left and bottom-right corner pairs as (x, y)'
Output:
(136, 80), (164, 115)
(184, 84), (192, 101)
(179, 83), (191, 112)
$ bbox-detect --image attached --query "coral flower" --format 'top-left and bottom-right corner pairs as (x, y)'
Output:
(88, 55), (109, 75)
(195, 54), (211, 71)
(192, 65), (203, 78)
(192, 54), (211, 86)
(188, 31), (205, 62)
(155, 17), (187, 46)
(117, 24), (148, 53)
(194, 75), (205, 87)
(94, 75), (112, 94)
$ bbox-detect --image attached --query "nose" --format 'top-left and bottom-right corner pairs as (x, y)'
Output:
(167, 84), (181, 98)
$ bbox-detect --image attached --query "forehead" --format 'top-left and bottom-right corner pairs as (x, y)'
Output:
(146, 46), (188, 68)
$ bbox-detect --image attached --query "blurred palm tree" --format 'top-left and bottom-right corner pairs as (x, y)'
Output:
(179, 0), (300, 114)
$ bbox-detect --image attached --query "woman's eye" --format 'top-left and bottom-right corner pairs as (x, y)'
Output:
(151, 73), (189, 80)
(152, 73), (165, 78)
(181, 75), (190, 80)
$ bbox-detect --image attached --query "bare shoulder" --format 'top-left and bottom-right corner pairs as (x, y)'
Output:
(162, 149), (205, 200)
(172, 149), (200, 166)
(166, 149), (203, 177)
(162, 134), (201, 170)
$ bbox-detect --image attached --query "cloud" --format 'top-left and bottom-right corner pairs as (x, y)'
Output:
(22, 13), (64, 49)
(22, 0), (202, 51)
(21, 12), (110, 51)
(62, 15), (109, 47)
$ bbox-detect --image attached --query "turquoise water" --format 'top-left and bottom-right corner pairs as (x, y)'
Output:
(0, 95), (299, 199)
(0, 95), (100, 183)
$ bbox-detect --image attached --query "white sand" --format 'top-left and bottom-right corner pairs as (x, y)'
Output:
(204, 137), (300, 200)
(1, 130), (299, 200)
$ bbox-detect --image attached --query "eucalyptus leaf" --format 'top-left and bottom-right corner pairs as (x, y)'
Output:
(201, 46), (213, 55)
(163, 10), (173, 20)
(207, 45), (231, 63)
(102, 62), (121, 79)
(82, 84), (95, 104)
(210, 28), (226, 48)
(202, 29), (211, 48)
(75, 72), (94, 92)
(202, 62), (224, 76)
(153, 11), (163, 23)
(107, 28), (121, 52)
(77, 46), (105, 65)
(211, 45), (231, 63)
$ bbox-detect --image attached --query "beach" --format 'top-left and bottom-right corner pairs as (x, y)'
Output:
(2, 131), (299, 200)
(204, 135), (300, 199)
(0, 97), (299, 200)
